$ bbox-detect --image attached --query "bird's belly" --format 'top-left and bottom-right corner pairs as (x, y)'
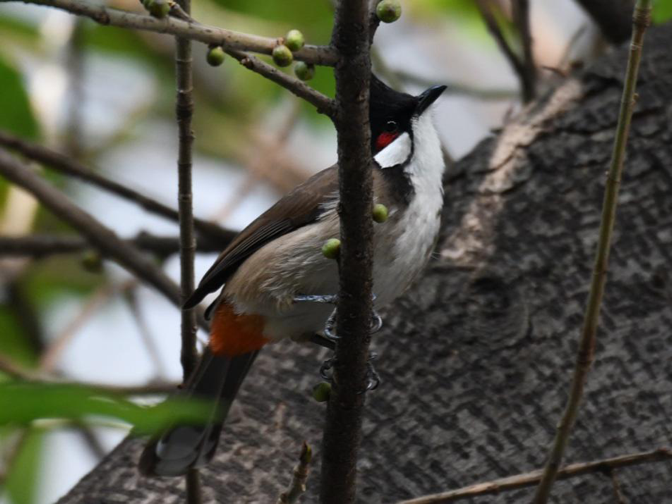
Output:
(372, 205), (440, 306)
(226, 200), (441, 341)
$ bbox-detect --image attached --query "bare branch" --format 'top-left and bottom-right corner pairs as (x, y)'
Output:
(319, 0), (374, 503)
(0, 148), (209, 327)
(226, 50), (335, 117)
(9, 0), (338, 66)
(0, 130), (236, 245)
(0, 232), (223, 258)
(0, 353), (177, 395)
(532, 2), (653, 501)
(474, 0), (529, 102)
(397, 448), (672, 504)
(511, 0), (537, 102)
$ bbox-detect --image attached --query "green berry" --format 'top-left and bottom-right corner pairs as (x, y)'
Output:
(294, 61), (315, 81)
(285, 29), (305, 52)
(272, 44), (293, 67)
(148, 0), (170, 18)
(372, 203), (389, 223)
(376, 0), (402, 23)
(312, 382), (331, 402)
(321, 238), (341, 260)
(206, 46), (225, 67)
(81, 251), (103, 273)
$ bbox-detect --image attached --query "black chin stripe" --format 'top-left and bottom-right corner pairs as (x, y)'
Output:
(380, 164), (414, 206)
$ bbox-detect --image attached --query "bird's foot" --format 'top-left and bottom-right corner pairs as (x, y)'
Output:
(319, 352), (381, 392)
(320, 356), (336, 381)
(362, 351), (381, 393)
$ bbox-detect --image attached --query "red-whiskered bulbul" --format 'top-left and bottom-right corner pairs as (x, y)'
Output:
(139, 76), (447, 477)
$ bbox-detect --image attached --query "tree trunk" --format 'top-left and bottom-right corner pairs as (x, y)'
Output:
(57, 24), (672, 503)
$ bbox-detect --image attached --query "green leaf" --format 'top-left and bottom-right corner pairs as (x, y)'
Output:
(4, 428), (44, 504)
(0, 382), (214, 436)
(0, 56), (39, 140)
(0, 310), (36, 368)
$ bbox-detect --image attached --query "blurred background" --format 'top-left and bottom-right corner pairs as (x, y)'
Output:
(0, 1), (670, 502)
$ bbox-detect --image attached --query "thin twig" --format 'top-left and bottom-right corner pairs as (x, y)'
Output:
(9, 0), (338, 66)
(123, 288), (168, 378)
(0, 130), (236, 245)
(0, 353), (177, 395)
(226, 50), (335, 117)
(319, 0), (374, 503)
(0, 233), (223, 258)
(532, 2), (653, 502)
(511, 0), (536, 102)
(39, 280), (136, 373)
(277, 442), (312, 504)
(174, 0), (201, 497)
(474, 0), (528, 102)
(609, 469), (627, 504)
(396, 448), (672, 503)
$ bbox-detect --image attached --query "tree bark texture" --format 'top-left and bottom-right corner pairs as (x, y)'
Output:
(56, 25), (672, 503)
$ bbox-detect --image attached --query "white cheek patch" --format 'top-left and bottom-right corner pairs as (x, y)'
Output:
(374, 132), (412, 169)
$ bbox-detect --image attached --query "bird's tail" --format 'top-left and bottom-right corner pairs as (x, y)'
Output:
(138, 348), (258, 477)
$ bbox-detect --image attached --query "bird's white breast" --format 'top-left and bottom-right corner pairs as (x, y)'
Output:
(372, 112), (445, 306)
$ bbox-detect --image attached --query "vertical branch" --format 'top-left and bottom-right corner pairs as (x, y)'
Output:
(532, 1), (652, 502)
(319, 1), (373, 503)
(174, 0), (200, 500)
(511, 0), (536, 103)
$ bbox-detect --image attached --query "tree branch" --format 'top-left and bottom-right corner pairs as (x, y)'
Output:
(532, 1), (652, 501)
(397, 448), (672, 504)
(475, 0), (529, 103)
(0, 130), (236, 246)
(173, 0), (201, 497)
(8, 0), (338, 66)
(0, 148), (210, 329)
(0, 233), (222, 258)
(319, 1), (374, 503)
(226, 49), (336, 117)
(511, 0), (536, 102)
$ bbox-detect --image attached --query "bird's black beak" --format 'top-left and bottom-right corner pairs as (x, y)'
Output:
(415, 85), (447, 116)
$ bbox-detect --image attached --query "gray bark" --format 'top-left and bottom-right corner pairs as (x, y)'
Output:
(57, 24), (672, 503)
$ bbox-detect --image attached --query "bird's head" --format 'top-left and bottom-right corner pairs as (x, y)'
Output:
(369, 75), (446, 169)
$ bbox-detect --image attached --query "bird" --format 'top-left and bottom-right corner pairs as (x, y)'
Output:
(139, 75), (447, 477)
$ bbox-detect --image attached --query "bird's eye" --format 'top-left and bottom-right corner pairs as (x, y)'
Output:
(385, 121), (398, 132)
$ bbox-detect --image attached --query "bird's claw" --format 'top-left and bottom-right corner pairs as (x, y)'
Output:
(361, 352), (381, 393)
(298, 292), (382, 389)
(320, 357), (336, 381)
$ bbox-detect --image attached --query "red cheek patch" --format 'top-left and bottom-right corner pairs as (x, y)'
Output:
(376, 132), (399, 152)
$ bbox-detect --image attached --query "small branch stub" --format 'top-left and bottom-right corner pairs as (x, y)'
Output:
(273, 45), (294, 67)
(277, 442), (313, 504)
(376, 0), (401, 23)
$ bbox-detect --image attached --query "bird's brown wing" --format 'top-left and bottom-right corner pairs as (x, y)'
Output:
(183, 165), (339, 309)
